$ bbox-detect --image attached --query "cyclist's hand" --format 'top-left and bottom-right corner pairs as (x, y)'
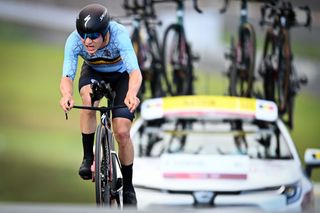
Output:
(124, 94), (140, 113)
(60, 95), (74, 112)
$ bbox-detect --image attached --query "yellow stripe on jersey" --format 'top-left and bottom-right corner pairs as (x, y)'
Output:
(89, 56), (122, 65)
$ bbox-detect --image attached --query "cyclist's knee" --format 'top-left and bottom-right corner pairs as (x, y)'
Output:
(80, 85), (92, 105)
(114, 127), (130, 147)
(113, 118), (131, 146)
(80, 108), (96, 118)
(79, 93), (96, 118)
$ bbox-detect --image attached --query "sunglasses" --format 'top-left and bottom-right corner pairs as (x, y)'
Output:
(79, 32), (101, 40)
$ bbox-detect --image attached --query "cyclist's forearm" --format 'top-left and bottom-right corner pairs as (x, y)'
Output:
(128, 69), (142, 97)
(60, 76), (74, 97)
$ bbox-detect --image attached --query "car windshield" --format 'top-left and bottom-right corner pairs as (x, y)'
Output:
(134, 119), (293, 160)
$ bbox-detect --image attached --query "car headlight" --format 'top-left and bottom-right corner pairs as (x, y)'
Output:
(278, 181), (302, 205)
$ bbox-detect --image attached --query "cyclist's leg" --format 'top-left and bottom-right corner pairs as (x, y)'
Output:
(112, 118), (136, 206)
(110, 73), (135, 163)
(78, 63), (102, 180)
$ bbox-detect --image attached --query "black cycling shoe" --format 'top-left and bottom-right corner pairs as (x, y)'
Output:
(78, 158), (93, 180)
(123, 189), (137, 207)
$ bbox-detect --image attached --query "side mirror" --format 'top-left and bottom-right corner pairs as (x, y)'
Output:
(304, 148), (320, 178)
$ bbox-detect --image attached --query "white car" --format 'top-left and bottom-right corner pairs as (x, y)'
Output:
(131, 95), (320, 212)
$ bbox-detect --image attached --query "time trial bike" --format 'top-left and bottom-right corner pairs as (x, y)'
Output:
(67, 79), (126, 207)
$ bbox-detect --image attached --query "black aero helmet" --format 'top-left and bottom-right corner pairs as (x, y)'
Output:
(76, 4), (110, 39)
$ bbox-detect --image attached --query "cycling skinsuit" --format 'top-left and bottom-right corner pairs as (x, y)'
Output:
(62, 21), (140, 121)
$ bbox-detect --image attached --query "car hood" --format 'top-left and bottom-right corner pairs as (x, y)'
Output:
(133, 154), (302, 192)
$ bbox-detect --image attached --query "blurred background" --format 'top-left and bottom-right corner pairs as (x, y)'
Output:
(0, 0), (319, 206)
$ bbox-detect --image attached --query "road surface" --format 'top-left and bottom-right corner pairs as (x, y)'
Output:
(0, 185), (319, 213)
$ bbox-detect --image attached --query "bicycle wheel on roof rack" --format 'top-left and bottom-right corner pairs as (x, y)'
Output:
(228, 35), (237, 96)
(162, 24), (193, 96)
(261, 29), (291, 118)
(260, 29), (275, 101)
(274, 31), (291, 116)
(131, 29), (147, 108)
(147, 26), (166, 98)
(230, 23), (256, 97)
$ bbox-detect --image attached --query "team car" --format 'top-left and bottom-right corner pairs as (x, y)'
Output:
(130, 95), (320, 212)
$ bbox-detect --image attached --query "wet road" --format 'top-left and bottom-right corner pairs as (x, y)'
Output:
(0, 185), (319, 213)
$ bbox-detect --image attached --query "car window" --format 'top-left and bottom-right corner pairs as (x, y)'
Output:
(134, 120), (293, 160)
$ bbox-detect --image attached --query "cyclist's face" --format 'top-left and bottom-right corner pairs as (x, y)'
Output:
(81, 34), (103, 54)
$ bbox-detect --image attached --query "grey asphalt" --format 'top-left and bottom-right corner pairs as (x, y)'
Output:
(0, 184), (319, 213)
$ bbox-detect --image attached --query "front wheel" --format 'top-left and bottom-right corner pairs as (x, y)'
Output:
(95, 124), (123, 208)
(95, 124), (110, 206)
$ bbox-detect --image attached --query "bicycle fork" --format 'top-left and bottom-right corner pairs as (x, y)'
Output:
(110, 151), (123, 193)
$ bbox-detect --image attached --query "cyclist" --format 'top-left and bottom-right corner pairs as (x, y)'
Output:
(59, 3), (142, 206)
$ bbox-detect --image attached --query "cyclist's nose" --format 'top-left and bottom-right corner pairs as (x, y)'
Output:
(84, 37), (93, 44)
